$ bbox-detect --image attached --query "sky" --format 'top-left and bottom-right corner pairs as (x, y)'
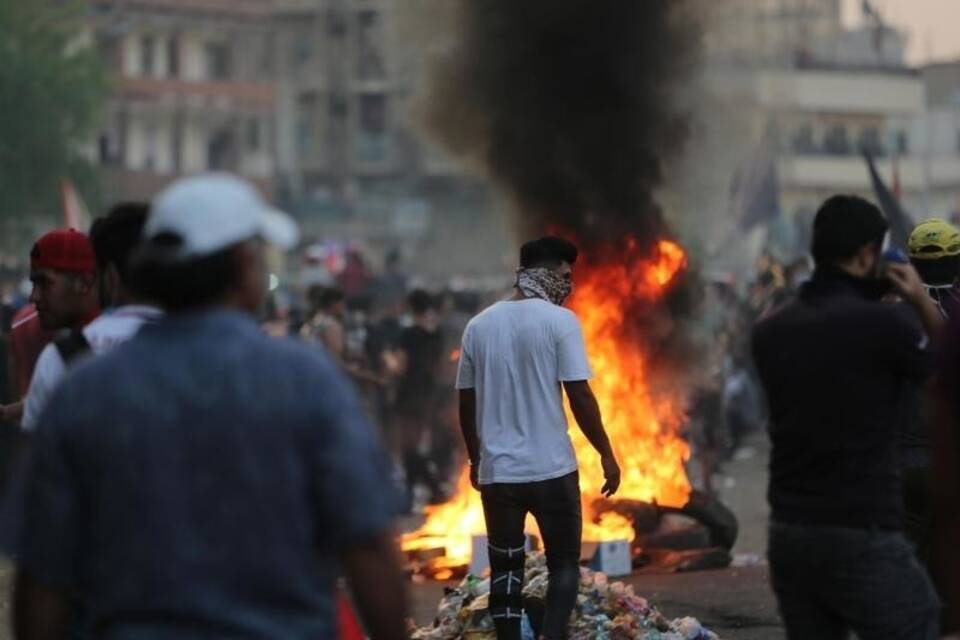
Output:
(842, 0), (960, 65)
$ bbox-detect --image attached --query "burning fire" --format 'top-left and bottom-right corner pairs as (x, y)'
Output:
(402, 239), (690, 574)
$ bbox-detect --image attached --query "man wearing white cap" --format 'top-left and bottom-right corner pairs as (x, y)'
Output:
(13, 174), (407, 640)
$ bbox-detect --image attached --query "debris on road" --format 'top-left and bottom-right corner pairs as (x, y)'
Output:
(408, 553), (720, 640)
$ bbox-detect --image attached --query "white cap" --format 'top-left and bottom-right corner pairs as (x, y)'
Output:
(146, 173), (300, 259)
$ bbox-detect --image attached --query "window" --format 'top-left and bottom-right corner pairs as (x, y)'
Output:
(896, 131), (909, 155)
(298, 92), (319, 156)
(292, 33), (313, 69)
(823, 125), (851, 155)
(143, 125), (157, 172)
(356, 10), (385, 80)
(327, 9), (347, 37)
(207, 130), (237, 171)
(791, 124), (816, 154)
(167, 36), (180, 78)
(356, 94), (388, 162)
(858, 127), (884, 156)
(205, 43), (232, 81)
(247, 118), (261, 152)
(141, 35), (155, 76)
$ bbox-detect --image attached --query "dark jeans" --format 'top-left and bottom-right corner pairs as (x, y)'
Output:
(481, 471), (581, 640)
(769, 522), (940, 640)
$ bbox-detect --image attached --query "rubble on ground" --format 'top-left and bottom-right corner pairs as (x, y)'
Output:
(408, 553), (720, 640)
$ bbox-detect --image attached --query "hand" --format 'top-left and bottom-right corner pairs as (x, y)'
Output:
(470, 464), (480, 492)
(885, 262), (927, 305)
(600, 454), (621, 498)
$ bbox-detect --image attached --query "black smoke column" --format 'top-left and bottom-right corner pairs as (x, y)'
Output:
(424, 0), (701, 251)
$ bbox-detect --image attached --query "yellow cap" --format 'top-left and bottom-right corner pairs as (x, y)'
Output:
(909, 218), (960, 260)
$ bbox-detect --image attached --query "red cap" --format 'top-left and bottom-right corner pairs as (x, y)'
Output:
(30, 229), (96, 273)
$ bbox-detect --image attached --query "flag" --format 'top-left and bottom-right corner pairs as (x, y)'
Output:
(61, 178), (91, 231)
(864, 152), (913, 249)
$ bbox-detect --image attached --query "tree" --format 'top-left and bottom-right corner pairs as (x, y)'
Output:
(0, 0), (105, 253)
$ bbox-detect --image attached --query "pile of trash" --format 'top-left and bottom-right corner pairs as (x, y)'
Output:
(408, 553), (719, 640)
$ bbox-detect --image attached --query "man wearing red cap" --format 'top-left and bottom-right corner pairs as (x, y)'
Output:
(19, 229), (100, 431)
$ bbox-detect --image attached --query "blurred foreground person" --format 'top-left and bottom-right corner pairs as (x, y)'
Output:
(14, 174), (406, 640)
(21, 204), (162, 432)
(457, 237), (620, 640)
(753, 196), (943, 639)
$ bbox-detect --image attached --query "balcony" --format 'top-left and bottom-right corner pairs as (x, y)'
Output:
(113, 76), (275, 111)
(777, 155), (925, 191)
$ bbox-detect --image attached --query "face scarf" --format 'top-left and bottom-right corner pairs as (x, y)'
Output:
(516, 268), (572, 306)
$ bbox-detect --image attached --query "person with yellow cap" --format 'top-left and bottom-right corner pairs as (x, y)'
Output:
(902, 218), (960, 632)
(909, 218), (960, 317)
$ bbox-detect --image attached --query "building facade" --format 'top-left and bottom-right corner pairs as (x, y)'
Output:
(89, 0), (276, 203)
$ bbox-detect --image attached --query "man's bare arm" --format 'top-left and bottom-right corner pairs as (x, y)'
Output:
(13, 572), (70, 640)
(342, 532), (408, 640)
(563, 380), (621, 497)
(458, 389), (481, 490)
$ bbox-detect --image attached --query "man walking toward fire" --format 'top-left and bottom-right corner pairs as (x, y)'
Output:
(753, 195), (944, 639)
(456, 236), (621, 640)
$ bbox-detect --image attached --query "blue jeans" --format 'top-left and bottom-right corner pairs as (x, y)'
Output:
(769, 522), (940, 640)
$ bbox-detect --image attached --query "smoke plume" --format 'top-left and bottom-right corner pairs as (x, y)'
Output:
(423, 0), (702, 251)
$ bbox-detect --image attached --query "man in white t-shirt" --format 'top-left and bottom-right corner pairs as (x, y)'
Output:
(456, 237), (621, 640)
(22, 204), (162, 431)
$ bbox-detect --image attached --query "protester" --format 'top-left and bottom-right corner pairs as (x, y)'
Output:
(903, 218), (960, 547)
(397, 289), (445, 506)
(909, 218), (960, 317)
(14, 173), (406, 640)
(14, 231), (101, 428)
(456, 236), (621, 640)
(904, 218), (960, 635)
(752, 195), (943, 639)
(21, 205), (162, 432)
(302, 286), (349, 361)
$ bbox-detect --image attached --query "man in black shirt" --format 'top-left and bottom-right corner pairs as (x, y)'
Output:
(397, 289), (445, 505)
(752, 195), (943, 639)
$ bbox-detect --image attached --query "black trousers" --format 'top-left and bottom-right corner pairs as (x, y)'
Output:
(769, 522), (940, 640)
(480, 471), (581, 640)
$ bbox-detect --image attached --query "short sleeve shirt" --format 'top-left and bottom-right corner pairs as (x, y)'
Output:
(456, 299), (592, 484)
(20, 311), (399, 639)
(22, 306), (163, 432)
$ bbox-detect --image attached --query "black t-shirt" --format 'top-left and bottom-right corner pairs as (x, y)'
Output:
(397, 325), (443, 409)
(752, 270), (935, 530)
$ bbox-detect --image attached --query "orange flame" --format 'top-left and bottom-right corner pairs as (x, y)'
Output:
(402, 239), (690, 572)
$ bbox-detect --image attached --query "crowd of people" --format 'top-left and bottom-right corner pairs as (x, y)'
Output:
(0, 173), (958, 640)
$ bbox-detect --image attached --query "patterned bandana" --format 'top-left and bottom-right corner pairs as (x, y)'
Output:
(516, 268), (572, 306)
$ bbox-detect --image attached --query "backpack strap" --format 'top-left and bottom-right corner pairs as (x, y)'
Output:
(54, 330), (92, 365)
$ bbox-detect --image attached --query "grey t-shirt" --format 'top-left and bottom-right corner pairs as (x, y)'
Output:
(456, 299), (592, 484)
(20, 311), (398, 639)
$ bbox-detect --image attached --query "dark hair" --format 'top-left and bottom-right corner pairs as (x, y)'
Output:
(519, 236), (578, 269)
(130, 233), (243, 312)
(89, 202), (150, 286)
(319, 287), (345, 310)
(811, 196), (888, 265)
(408, 288), (434, 315)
